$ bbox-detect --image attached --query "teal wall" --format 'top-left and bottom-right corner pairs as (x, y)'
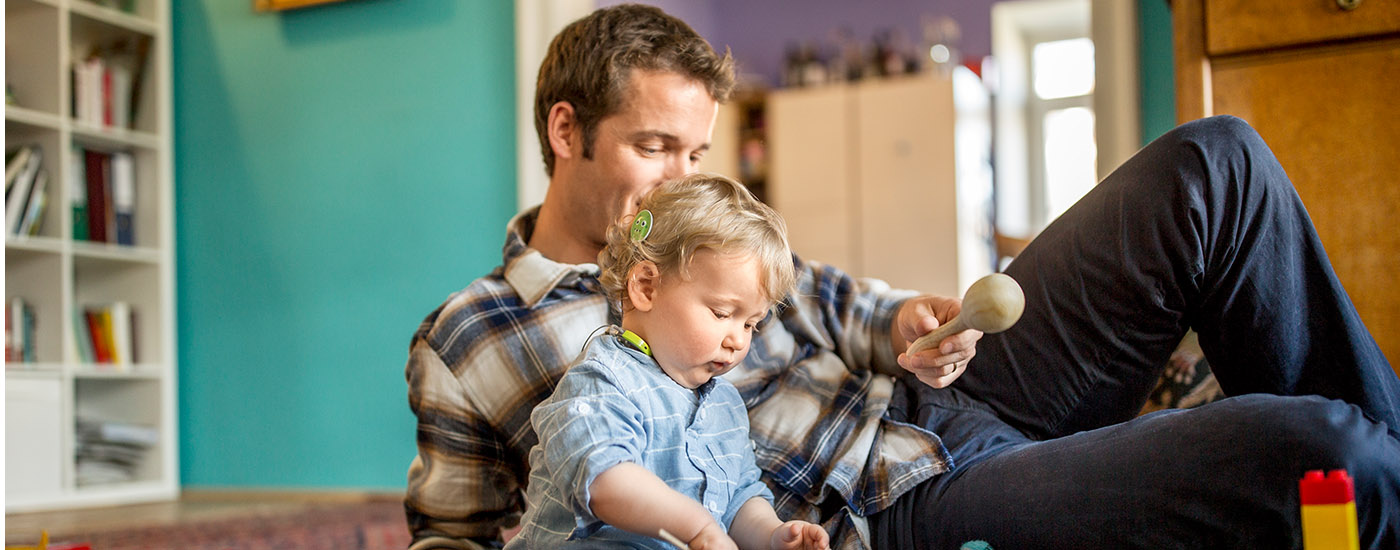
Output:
(173, 1), (515, 489)
(1138, 0), (1174, 144)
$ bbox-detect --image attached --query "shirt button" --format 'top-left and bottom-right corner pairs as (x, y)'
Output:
(707, 501), (721, 513)
(571, 402), (591, 415)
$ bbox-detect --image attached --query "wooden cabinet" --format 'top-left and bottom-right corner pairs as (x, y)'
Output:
(5, 0), (176, 511)
(764, 69), (995, 297)
(1174, 0), (1400, 376)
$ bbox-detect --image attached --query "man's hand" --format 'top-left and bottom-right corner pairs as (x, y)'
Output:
(769, 520), (829, 550)
(892, 295), (982, 388)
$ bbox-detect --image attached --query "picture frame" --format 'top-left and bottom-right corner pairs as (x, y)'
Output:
(254, 0), (349, 11)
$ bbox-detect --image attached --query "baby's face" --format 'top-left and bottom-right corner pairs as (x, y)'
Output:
(644, 249), (770, 389)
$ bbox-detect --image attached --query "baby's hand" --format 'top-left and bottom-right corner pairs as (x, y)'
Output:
(686, 522), (738, 550)
(770, 520), (830, 550)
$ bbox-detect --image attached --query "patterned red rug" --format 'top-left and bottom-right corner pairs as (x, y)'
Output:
(41, 499), (411, 550)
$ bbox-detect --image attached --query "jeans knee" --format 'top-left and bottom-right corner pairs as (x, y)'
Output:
(1182, 114), (1259, 144)
(1260, 395), (1394, 471)
(1159, 114), (1294, 205)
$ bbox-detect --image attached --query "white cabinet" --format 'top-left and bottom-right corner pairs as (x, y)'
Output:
(767, 68), (995, 297)
(6, 377), (65, 500)
(5, 0), (175, 512)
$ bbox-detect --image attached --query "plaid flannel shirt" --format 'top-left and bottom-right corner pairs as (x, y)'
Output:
(405, 208), (952, 550)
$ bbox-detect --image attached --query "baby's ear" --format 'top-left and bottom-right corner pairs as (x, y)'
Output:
(627, 261), (660, 312)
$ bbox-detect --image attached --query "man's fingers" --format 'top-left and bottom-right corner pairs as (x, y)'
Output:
(900, 346), (976, 372)
(916, 359), (969, 389)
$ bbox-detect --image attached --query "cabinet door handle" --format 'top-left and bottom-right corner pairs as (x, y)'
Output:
(1337, 0), (1362, 11)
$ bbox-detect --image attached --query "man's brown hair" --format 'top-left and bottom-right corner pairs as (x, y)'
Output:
(534, 4), (736, 176)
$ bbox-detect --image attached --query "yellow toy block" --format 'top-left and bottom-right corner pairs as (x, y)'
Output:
(1299, 469), (1360, 550)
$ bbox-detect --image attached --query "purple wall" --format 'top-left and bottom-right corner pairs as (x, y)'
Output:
(709, 0), (1000, 86)
(598, 0), (719, 45)
(600, 0), (1001, 87)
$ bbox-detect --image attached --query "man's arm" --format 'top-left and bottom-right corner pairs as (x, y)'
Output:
(405, 327), (521, 549)
(589, 462), (735, 549)
(786, 256), (979, 386)
(783, 257), (914, 374)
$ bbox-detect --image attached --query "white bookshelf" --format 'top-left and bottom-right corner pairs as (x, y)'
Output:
(5, 0), (175, 512)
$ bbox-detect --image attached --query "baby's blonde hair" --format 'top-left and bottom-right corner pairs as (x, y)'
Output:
(597, 173), (796, 310)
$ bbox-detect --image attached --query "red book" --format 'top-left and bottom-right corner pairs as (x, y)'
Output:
(102, 65), (113, 127)
(84, 310), (110, 364)
(83, 150), (110, 243)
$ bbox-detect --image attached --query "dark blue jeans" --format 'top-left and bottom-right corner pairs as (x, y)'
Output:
(871, 116), (1400, 549)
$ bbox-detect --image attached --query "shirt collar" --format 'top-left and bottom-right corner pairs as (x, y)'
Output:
(598, 326), (718, 398)
(502, 207), (601, 308)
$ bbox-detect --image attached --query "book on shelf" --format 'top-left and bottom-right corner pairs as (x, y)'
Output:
(75, 302), (137, 366)
(73, 306), (95, 363)
(76, 417), (157, 486)
(73, 57), (103, 127)
(75, 148), (136, 246)
(5, 145), (44, 235)
(108, 301), (132, 364)
(83, 149), (111, 243)
(6, 145), (34, 189)
(70, 147), (89, 241)
(16, 169), (50, 236)
(72, 35), (151, 130)
(111, 152), (135, 245)
(82, 308), (110, 364)
(7, 297), (37, 365)
(110, 65), (133, 129)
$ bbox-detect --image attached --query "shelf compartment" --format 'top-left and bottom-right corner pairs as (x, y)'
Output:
(5, 376), (66, 500)
(5, 0), (63, 116)
(74, 377), (164, 488)
(5, 127), (66, 241)
(72, 255), (164, 364)
(68, 9), (160, 135)
(5, 247), (66, 364)
(68, 144), (164, 249)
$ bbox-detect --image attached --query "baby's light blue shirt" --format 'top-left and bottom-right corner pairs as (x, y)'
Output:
(507, 329), (773, 549)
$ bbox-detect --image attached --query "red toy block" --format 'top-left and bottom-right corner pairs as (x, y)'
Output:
(1299, 469), (1360, 550)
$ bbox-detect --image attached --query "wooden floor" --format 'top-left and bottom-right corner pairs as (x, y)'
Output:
(4, 490), (401, 544)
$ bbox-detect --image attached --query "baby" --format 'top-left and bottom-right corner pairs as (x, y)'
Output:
(506, 173), (828, 550)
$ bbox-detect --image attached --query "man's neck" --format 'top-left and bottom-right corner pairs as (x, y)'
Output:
(529, 199), (603, 265)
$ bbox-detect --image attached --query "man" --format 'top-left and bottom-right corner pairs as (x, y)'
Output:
(406, 4), (1400, 549)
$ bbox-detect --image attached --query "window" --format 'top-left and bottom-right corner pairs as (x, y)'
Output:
(1032, 37), (1096, 222)
(992, 0), (1096, 240)
(1033, 38), (1095, 99)
(1042, 106), (1096, 220)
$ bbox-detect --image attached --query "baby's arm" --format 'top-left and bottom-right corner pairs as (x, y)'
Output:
(729, 497), (830, 550)
(590, 462), (734, 549)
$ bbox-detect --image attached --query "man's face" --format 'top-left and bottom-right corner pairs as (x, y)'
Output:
(561, 70), (719, 252)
